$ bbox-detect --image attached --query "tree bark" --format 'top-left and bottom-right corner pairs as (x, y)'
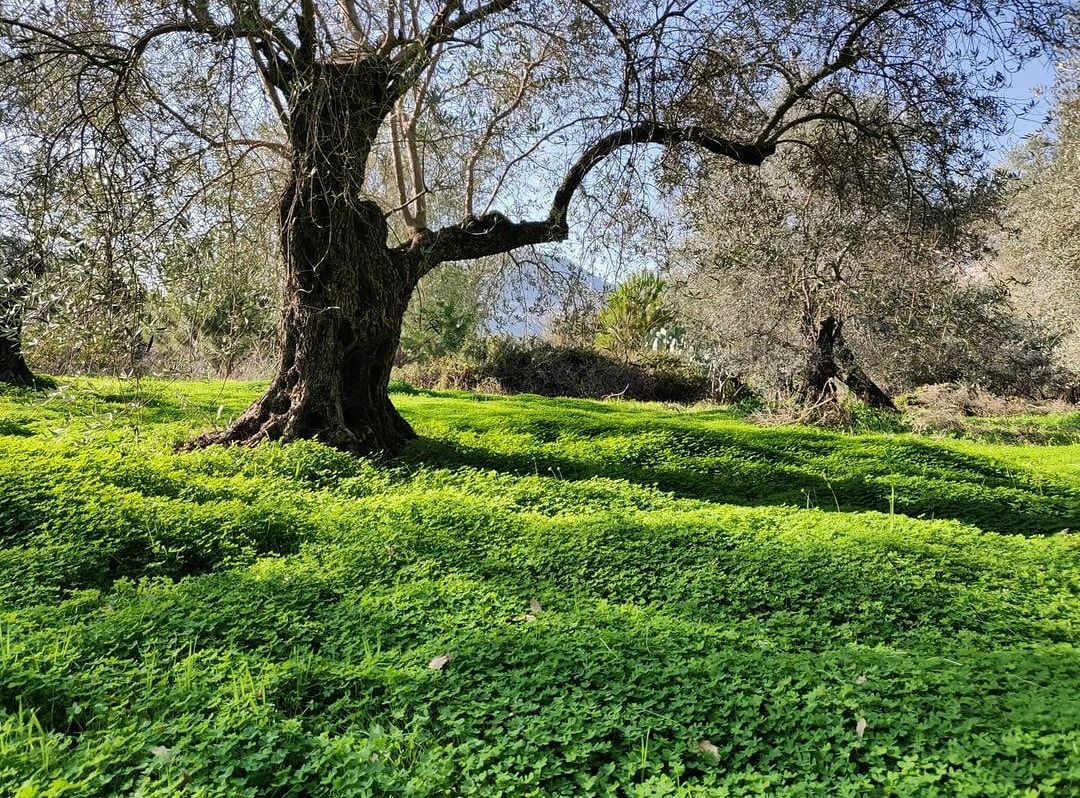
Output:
(800, 316), (842, 405)
(0, 247), (39, 387)
(0, 327), (36, 387)
(183, 60), (421, 456)
(800, 316), (896, 411)
(184, 191), (420, 454)
(833, 333), (897, 410)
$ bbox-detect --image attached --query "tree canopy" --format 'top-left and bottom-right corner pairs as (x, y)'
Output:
(997, 68), (1080, 373)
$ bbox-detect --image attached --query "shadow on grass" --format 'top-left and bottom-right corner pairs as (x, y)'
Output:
(400, 425), (1080, 536)
(9, 554), (1078, 793)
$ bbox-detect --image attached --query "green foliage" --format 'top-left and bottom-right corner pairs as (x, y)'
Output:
(900, 384), (1080, 444)
(596, 272), (675, 356)
(671, 119), (1073, 401)
(997, 80), (1080, 375)
(399, 264), (486, 364)
(1, 379), (1078, 795)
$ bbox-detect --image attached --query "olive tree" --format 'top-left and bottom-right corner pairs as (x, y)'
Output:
(997, 70), (1080, 376)
(0, 0), (1071, 453)
(671, 120), (1002, 405)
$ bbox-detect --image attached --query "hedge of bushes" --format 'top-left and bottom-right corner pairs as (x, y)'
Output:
(397, 339), (715, 403)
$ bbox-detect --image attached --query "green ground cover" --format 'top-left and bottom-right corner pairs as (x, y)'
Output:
(1, 378), (1078, 796)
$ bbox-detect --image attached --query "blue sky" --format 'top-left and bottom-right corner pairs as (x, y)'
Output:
(993, 57), (1059, 159)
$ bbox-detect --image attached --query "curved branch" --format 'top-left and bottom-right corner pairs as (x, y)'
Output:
(127, 20), (297, 69)
(481, 112), (610, 215)
(118, 18), (299, 111)
(399, 121), (774, 272)
(399, 215), (562, 273)
(551, 123), (774, 225)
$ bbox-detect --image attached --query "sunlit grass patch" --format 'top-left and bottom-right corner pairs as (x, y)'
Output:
(1, 379), (1078, 795)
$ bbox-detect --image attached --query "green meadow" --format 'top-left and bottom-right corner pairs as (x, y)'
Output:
(1, 379), (1078, 796)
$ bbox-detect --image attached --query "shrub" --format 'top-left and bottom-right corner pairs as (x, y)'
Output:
(900, 383), (1080, 442)
(396, 354), (486, 392)
(595, 272), (674, 356)
(484, 340), (636, 398)
(633, 351), (712, 403)
(396, 339), (716, 403)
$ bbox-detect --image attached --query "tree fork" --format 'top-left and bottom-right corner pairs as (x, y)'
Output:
(800, 316), (895, 411)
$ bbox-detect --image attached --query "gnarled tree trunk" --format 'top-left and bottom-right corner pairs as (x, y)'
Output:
(834, 333), (896, 410)
(184, 192), (420, 454)
(0, 327), (36, 387)
(0, 242), (41, 387)
(184, 60), (422, 455)
(800, 316), (842, 405)
(800, 316), (896, 411)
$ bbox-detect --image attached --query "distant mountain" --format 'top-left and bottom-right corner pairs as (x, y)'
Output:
(483, 253), (607, 338)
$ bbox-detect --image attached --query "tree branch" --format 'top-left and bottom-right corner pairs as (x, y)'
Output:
(756, 0), (903, 144)
(390, 109), (419, 228)
(296, 0), (317, 68)
(573, 0), (636, 113)
(335, 0), (365, 37)
(420, 0), (516, 52)
(127, 19), (298, 69)
(551, 123), (773, 225)
(0, 16), (125, 70)
(398, 215), (563, 274)
(398, 121), (774, 272)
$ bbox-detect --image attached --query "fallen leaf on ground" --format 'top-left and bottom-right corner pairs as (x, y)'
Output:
(427, 653), (453, 670)
(855, 718), (868, 739)
(698, 740), (721, 762)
